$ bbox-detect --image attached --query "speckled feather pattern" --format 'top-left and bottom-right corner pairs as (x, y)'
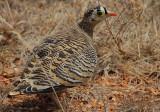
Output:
(17, 25), (97, 94)
(9, 6), (110, 95)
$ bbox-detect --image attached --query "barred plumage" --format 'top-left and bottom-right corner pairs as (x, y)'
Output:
(9, 6), (117, 95)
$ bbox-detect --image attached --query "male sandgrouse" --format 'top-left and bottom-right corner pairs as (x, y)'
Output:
(9, 6), (117, 95)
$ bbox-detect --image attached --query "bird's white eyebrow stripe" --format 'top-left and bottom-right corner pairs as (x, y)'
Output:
(94, 6), (106, 14)
(99, 6), (105, 12)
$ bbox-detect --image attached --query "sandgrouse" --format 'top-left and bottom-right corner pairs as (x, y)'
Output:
(9, 6), (117, 95)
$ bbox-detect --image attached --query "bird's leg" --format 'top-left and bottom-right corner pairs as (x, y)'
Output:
(48, 92), (61, 109)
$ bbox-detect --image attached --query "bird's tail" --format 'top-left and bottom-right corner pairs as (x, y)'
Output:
(9, 88), (23, 95)
(9, 81), (29, 95)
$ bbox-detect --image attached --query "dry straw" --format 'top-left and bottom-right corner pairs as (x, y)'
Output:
(0, 0), (160, 111)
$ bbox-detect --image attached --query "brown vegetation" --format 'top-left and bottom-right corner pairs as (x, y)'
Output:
(0, 0), (160, 112)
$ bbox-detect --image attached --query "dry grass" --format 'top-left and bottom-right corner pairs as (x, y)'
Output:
(0, 0), (160, 112)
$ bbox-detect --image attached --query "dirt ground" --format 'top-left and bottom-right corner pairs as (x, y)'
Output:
(0, 0), (160, 112)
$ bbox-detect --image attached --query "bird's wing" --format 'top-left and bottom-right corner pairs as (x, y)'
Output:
(10, 26), (97, 95)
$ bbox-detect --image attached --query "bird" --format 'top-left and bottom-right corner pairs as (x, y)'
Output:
(9, 6), (117, 95)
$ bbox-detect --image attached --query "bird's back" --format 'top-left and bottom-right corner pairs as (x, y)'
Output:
(9, 6), (117, 95)
(10, 25), (97, 95)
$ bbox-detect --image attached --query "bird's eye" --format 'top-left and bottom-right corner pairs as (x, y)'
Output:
(97, 11), (102, 15)
(96, 11), (105, 17)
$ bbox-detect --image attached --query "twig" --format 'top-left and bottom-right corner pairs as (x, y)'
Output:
(0, 16), (29, 49)
(0, 16), (14, 29)
(5, 0), (14, 25)
(0, 76), (20, 81)
(111, 3), (130, 26)
(33, 49), (65, 112)
(105, 19), (126, 54)
(120, 9), (143, 38)
(62, 1), (75, 24)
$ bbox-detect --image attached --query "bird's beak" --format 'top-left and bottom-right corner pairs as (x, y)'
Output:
(108, 11), (118, 16)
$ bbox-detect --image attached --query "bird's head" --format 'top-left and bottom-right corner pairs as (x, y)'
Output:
(82, 6), (117, 25)
(79, 6), (117, 37)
